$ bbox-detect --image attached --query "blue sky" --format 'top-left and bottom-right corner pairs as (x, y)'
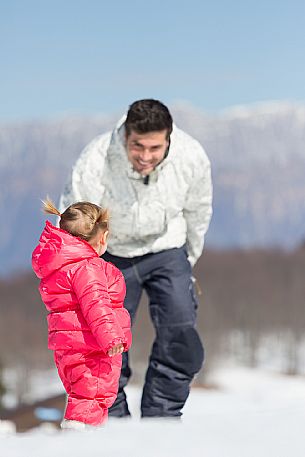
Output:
(1, 0), (305, 120)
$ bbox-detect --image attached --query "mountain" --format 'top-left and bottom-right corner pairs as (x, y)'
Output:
(173, 101), (305, 248)
(1, 101), (305, 275)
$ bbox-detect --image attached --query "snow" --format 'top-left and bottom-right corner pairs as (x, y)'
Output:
(1, 366), (304, 457)
(220, 100), (305, 120)
(3, 368), (63, 408)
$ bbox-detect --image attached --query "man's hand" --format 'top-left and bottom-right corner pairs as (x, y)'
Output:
(108, 343), (124, 357)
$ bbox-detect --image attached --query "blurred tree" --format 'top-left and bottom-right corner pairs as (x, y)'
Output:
(0, 359), (6, 407)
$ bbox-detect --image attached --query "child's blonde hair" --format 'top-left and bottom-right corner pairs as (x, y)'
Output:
(42, 197), (109, 242)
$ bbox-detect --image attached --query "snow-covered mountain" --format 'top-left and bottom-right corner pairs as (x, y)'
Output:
(173, 101), (305, 248)
(1, 101), (305, 275)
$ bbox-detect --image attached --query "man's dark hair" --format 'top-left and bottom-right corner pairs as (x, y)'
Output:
(125, 99), (173, 139)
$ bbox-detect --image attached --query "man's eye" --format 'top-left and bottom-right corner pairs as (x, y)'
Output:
(133, 143), (142, 150)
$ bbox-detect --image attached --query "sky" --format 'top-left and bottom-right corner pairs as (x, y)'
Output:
(1, 0), (305, 121)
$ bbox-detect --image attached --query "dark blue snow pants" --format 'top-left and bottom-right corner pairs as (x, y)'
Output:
(103, 246), (204, 418)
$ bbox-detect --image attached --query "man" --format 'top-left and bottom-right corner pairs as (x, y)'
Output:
(59, 99), (212, 418)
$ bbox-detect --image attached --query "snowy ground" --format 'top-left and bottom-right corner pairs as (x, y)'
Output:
(1, 366), (305, 457)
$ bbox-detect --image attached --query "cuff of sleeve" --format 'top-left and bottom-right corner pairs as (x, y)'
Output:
(105, 337), (125, 353)
(187, 254), (196, 267)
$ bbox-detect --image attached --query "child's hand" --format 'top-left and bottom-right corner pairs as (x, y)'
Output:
(108, 343), (124, 357)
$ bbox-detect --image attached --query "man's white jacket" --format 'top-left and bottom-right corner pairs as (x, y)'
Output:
(59, 117), (213, 266)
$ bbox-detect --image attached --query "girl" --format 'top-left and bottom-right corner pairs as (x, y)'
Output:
(32, 199), (132, 430)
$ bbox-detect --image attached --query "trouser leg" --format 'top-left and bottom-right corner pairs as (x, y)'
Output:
(140, 247), (204, 417)
(54, 350), (122, 425)
(102, 252), (143, 417)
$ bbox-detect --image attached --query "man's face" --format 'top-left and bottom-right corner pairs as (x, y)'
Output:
(126, 130), (169, 176)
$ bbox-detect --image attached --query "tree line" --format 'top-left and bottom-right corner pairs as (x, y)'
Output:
(0, 245), (304, 405)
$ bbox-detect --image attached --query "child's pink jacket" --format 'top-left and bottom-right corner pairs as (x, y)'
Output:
(32, 221), (131, 424)
(32, 221), (131, 353)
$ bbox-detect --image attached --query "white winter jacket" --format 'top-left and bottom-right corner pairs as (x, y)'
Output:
(59, 117), (212, 266)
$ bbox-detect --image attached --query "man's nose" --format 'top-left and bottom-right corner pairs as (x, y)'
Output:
(140, 149), (151, 160)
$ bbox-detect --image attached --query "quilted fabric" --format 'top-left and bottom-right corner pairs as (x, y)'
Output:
(32, 221), (131, 424)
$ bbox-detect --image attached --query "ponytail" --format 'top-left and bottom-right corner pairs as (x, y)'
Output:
(41, 197), (108, 242)
(41, 197), (61, 217)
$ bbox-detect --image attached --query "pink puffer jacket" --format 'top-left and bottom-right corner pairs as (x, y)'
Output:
(32, 221), (132, 354)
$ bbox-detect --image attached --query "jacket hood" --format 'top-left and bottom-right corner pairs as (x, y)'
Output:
(32, 221), (98, 279)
